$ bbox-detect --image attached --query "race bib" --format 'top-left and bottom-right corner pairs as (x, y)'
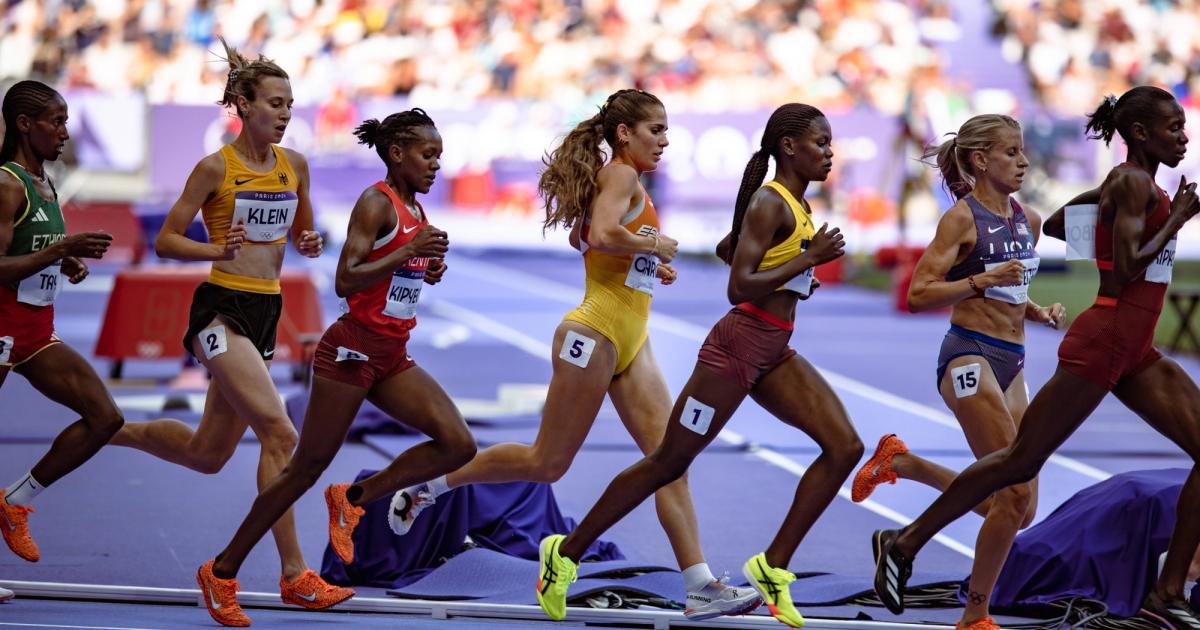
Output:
(383, 267), (425, 320)
(233, 191), (298, 242)
(625, 253), (658, 296)
(983, 257), (1040, 305)
(198, 325), (228, 360)
(17, 262), (62, 307)
(559, 330), (596, 368)
(950, 363), (982, 398)
(336, 346), (370, 362)
(1146, 237), (1176, 285)
(1064, 204), (1098, 261)
(783, 267), (815, 297)
(680, 397), (715, 436)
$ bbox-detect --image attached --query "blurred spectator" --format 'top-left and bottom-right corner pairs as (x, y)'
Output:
(0, 0), (948, 112)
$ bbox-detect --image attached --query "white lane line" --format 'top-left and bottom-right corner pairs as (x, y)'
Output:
(450, 256), (1110, 482)
(430, 296), (975, 558)
(0, 619), (164, 624)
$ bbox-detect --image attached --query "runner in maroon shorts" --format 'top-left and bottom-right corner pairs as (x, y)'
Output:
(870, 86), (1200, 630)
(199, 108), (474, 625)
(0, 80), (121, 564)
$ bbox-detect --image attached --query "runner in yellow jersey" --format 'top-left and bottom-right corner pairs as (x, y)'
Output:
(106, 40), (349, 627)
(537, 103), (862, 628)
(389, 89), (760, 621)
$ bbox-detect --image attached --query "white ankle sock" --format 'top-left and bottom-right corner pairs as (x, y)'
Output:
(683, 562), (716, 592)
(5, 472), (45, 506)
(426, 475), (450, 498)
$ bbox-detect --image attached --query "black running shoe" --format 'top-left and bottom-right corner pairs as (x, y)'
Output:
(1140, 591), (1200, 629)
(872, 529), (912, 615)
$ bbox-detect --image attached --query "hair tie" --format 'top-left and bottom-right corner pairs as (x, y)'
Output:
(228, 68), (241, 83)
(1104, 94), (1118, 108)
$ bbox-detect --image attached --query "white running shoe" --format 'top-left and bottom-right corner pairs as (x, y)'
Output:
(0, 585), (13, 602)
(684, 575), (763, 620)
(387, 485), (435, 536)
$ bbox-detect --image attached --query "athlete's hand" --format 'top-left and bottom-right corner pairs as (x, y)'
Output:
(55, 231), (113, 260)
(1032, 302), (1066, 329)
(805, 223), (845, 266)
(407, 226), (449, 259)
(656, 262), (676, 285)
(61, 256), (89, 284)
(215, 222), (246, 261)
(296, 229), (323, 258)
(424, 259), (448, 285)
(1171, 175), (1200, 223)
(653, 233), (678, 263)
(798, 276), (821, 301)
(981, 259), (1025, 288)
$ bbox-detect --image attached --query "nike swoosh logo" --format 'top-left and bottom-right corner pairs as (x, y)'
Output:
(234, 177), (253, 186)
(338, 508), (347, 529)
(263, 349), (275, 358)
(208, 584), (223, 610)
(987, 226), (1005, 234)
(296, 590), (319, 602)
(402, 224), (420, 234)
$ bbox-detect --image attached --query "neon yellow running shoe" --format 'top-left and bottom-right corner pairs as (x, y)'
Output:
(742, 552), (805, 627)
(536, 534), (577, 620)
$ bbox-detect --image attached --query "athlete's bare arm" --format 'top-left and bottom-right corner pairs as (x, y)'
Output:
(284, 148), (322, 257)
(1043, 186), (1100, 242)
(155, 153), (244, 261)
(1107, 171), (1196, 285)
(0, 172), (110, 286)
(1020, 208), (1066, 328)
(727, 187), (842, 304)
(585, 164), (676, 262)
(334, 187), (447, 297)
(907, 202), (1003, 312)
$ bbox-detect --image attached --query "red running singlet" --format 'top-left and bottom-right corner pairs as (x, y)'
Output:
(344, 181), (431, 337)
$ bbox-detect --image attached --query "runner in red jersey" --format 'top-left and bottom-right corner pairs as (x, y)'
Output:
(199, 109), (472, 626)
(0, 80), (120, 564)
(870, 86), (1200, 630)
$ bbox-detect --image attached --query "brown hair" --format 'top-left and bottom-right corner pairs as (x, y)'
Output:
(217, 37), (289, 118)
(922, 114), (1020, 200)
(537, 89), (664, 232)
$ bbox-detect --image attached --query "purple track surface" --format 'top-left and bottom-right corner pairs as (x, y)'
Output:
(1, 249), (1196, 628)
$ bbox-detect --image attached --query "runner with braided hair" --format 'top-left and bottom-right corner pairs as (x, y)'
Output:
(537, 103), (861, 628)
(390, 88), (759, 622)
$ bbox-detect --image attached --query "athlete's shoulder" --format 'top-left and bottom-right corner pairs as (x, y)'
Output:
(596, 162), (639, 190)
(0, 168), (24, 223)
(279, 146), (309, 172)
(193, 150), (227, 182)
(935, 198), (976, 239)
(1102, 165), (1158, 211)
(747, 183), (789, 217)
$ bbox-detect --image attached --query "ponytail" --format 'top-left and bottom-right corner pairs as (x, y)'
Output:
(1084, 95), (1119, 146)
(727, 149), (770, 261)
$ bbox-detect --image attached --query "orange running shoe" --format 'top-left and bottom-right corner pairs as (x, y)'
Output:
(197, 560), (250, 627)
(325, 484), (364, 564)
(852, 434), (908, 502)
(280, 569), (354, 610)
(957, 616), (1000, 630)
(0, 494), (38, 562)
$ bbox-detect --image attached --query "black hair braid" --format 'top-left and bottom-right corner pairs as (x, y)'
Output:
(727, 103), (824, 260)
(354, 108), (436, 162)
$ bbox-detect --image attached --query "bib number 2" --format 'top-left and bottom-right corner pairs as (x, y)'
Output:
(198, 325), (229, 360)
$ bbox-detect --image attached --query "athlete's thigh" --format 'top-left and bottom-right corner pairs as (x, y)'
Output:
(19, 343), (119, 418)
(293, 375), (369, 463)
(528, 320), (618, 457)
(608, 339), (675, 454)
(367, 366), (467, 441)
(654, 363), (749, 459)
(1114, 357), (1200, 460)
(938, 354), (1018, 458)
(750, 353), (855, 445)
(192, 320), (288, 433)
(1004, 369), (1031, 426)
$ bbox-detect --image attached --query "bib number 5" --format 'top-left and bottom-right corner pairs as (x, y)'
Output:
(559, 330), (597, 369)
